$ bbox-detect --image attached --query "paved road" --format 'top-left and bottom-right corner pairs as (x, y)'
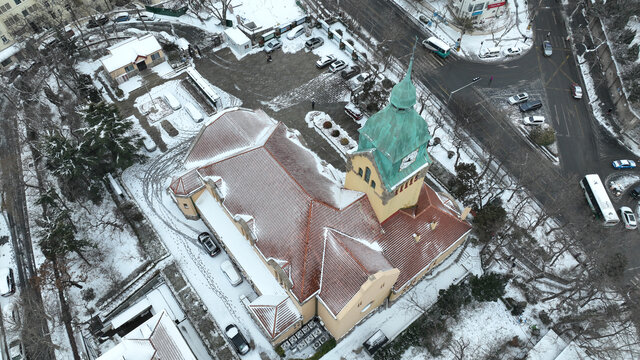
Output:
(325, 0), (640, 279)
(0, 98), (54, 359)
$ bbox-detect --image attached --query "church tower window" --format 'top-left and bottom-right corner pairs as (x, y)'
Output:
(364, 168), (371, 183)
(358, 168), (363, 177)
(371, 181), (376, 189)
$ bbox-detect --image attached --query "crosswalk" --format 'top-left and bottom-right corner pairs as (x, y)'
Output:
(537, 32), (571, 51)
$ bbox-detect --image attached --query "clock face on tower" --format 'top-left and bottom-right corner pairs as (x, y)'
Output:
(400, 149), (418, 171)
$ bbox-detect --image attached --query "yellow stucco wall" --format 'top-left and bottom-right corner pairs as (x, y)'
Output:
(389, 232), (469, 301)
(318, 268), (399, 340)
(345, 154), (424, 223)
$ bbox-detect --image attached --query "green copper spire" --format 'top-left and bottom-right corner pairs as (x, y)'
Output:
(389, 39), (417, 109)
(356, 38), (432, 192)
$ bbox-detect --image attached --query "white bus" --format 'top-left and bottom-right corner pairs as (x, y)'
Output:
(579, 174), (619, 226)
(421, 37), (451, 58)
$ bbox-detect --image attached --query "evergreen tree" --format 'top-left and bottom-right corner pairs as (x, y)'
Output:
(473, 198), (507, 243)
(79, 102), (145, 177)
(436, 282), (471, 318)
(448, 162), (478, 204)
(470, 273), (508, 302)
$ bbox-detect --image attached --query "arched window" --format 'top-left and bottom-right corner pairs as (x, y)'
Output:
(371, 181), (376, 189)
(364, 167), (371, 183)
(358, 168), (363, 177)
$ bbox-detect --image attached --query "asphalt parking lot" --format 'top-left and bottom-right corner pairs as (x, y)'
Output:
(194, 46), (361, 171)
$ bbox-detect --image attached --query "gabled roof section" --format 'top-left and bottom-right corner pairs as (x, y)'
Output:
(169, 169), (204, 196)
(100, 34), (161, 73)
(318, 229), (392, 315)
(185, 108), (278, 167)
(378, 185), (472, 290)
(248, 295), (302, 339)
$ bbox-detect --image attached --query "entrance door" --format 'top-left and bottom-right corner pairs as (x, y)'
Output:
(136, 61), (147, 71)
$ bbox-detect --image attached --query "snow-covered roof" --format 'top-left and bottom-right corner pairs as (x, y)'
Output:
(526, 330), (568, 360)
(100, 34), (161, 73)
(97, 310), (196, 360)
(0, 43), (23, 63)
(171, 108), (471, 315)
(107, 284), (186, 329)
(224, 27), (250, 45)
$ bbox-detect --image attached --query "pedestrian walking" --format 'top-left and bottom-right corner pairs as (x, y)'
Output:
(311, 100), (315, 110)
(523, 35), (528, 42)
(489, 76), (494, 84)
(547, 32), (550, 38)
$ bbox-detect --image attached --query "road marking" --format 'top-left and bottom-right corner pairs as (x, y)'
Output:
(574, 102), (585, 137)
(561, 105), (570, 136)
(544, 55), (571, 87)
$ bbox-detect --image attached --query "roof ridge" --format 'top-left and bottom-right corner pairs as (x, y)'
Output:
(297, 200), (315, 299)
(327, 229), (371, 275)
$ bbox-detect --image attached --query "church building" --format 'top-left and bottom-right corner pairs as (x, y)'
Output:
(168, 58), (472, 343)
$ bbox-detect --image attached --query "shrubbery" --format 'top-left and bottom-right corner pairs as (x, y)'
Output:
(530, 127), (556, 146)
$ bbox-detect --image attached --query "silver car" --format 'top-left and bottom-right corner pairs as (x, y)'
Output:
(264, 38), (282, 53)
(508, 92), (529, 105)
(543, 41), (552, 56)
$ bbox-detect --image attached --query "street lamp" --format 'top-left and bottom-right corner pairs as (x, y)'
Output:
(447, 77), (480, 104)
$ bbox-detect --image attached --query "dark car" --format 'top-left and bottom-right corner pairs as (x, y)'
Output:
(341, 65), (361, 80)
(86, 16), (109, 29)
(519, 100), (542, 112)
(630, 185), (640, 199)
(198, 232), (220, 256)
(305, 37), (324, 50)
(225, 324), (250, 355)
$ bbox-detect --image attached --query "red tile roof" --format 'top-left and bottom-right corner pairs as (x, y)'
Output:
(170, 109), (471, 314)
(248, 295), (302, 339)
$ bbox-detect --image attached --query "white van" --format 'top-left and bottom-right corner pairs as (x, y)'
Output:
(184, 102), (204, 123)
(286, 24), (306, 40)
(523, 116), (545, 125)
(163, 93), (181, 110)
(480, 47), (501, 58)
(220, 260), (242, 286)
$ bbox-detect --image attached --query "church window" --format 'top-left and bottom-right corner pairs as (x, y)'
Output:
(364, 168), (371, 183)
(358, 168), (363, 177)
(371, 181), (376, 189)
(182, 203), (189, 209)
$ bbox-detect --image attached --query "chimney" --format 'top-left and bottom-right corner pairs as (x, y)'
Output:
(460, 207), (472, 221)
(430, 221), (438, 230)
(413, 233), (421, 243)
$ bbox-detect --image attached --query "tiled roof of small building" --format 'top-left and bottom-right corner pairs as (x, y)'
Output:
(169, 108), (471, 315)
(248, 295), (302, 339)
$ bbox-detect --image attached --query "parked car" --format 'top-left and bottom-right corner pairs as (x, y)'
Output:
(620, 207), (637, 230)
(508, 92), (529, 105)
(137, 11), (156, 21)
(113, 12), (130, 23)
(523, 116), (545, 126)
(503, 46), (522, 57)
(185, 102), (204, 123)
(163, 93), (181, 110)
(264, 38), (282, 53)
(198, 232), (220, 256)
(8, 340), (24, 360)
(542, 40), (552, 56)
(630, 185), (640, 199)
(479, 47), (500, 58)
(286, 24), (305, 40)
(570, 83), (583, 99)
(418, 14), (429, 25)
(345, 103), (363, 120)
(86, 16), (109, 29)
(348, 72), (371, 92)
(0, 268), (15, 297)
(305, 37), (324, 50)
(141, 135), (157, 152)
(3, 302), (21, 329)
(225, 324), (250, 355)
(315, 54), (336, 68)
(329, 60), (347, 73)
(341, 65), (361, 80)
(220, 260), (242, 286)
(519, 100), (543, 112)
(612, 160), (636, 169)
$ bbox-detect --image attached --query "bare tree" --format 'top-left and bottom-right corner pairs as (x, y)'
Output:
(187, 0), (235, 26)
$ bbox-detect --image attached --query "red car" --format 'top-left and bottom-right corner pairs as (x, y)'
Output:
(345, 103), (363, 120)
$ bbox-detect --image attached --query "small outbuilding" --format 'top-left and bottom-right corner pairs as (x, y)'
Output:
(100, 34), (164, 83)
(224, 27), (252, 58)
